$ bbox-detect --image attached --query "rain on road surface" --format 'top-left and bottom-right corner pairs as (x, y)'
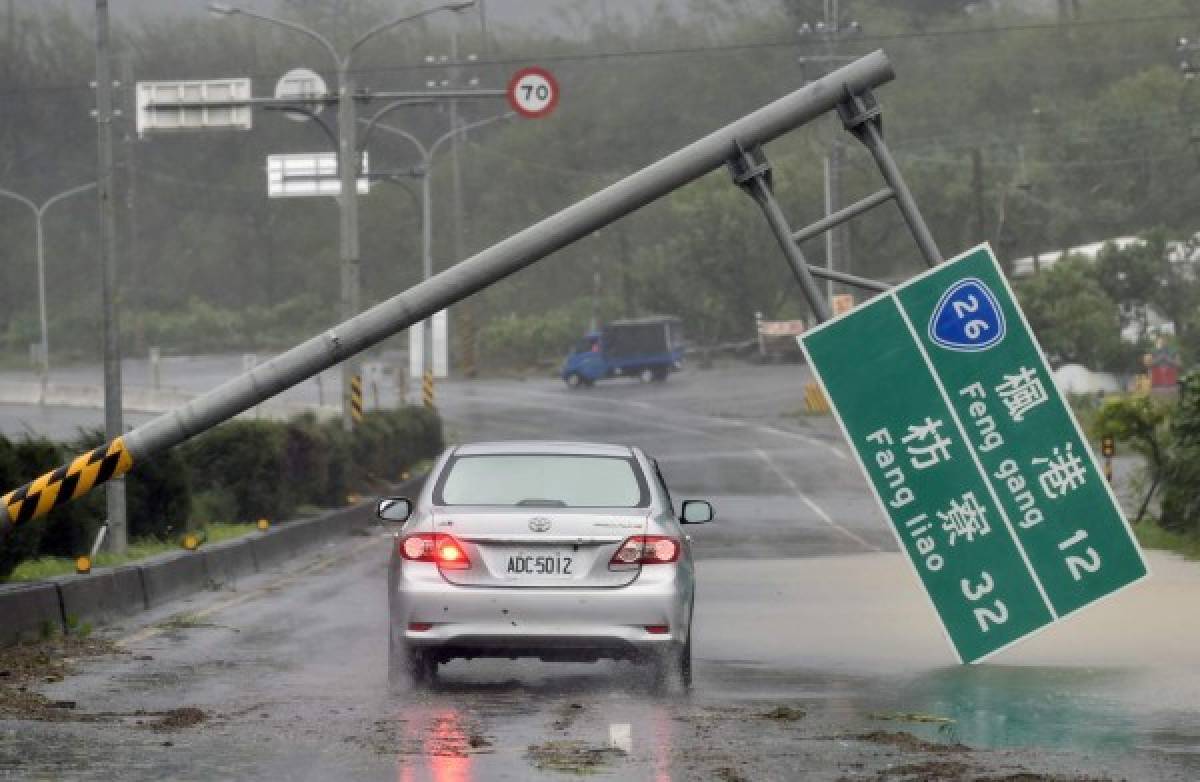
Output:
(2, 363), (1199, 780)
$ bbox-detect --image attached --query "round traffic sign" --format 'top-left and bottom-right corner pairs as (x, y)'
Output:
(506, 66), (559, 119)
(275, 67), (327, 123)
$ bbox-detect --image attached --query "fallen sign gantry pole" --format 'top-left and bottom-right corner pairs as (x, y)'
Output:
(0, 50), (896, 541)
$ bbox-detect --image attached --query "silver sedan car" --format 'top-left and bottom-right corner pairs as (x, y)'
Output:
(377, 441), (714, 689)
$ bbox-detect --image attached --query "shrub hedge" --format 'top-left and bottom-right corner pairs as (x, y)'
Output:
(0, 406), (443, 580)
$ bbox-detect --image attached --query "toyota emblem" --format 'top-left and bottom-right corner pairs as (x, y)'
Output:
(528, 517), (552, 532)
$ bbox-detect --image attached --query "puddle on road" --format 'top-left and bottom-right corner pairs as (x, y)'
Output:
(870, 665), (1200, 767)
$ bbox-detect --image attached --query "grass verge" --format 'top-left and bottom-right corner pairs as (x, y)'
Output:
(5, 522), (258, 582)
(1133, 522), (1200, 561)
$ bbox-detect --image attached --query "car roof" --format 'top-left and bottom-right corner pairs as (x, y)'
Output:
(453, 441), (636, 457)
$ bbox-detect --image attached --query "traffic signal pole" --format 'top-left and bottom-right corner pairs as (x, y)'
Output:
(0, 50), (899, 538)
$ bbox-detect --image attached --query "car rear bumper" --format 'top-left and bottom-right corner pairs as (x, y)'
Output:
(392, 561), (690, 661)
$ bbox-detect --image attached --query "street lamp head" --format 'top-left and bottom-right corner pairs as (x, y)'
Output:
(206, 3), (239, 17)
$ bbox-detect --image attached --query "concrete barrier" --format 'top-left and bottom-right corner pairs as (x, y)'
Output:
(0, 582), (63, 644)
(0, 472), (429, 642)
(139, 551), (211, 608)
(201, 539), (257, 589)
(54, 567), (146, 626)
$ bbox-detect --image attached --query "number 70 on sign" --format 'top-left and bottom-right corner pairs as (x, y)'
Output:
(506, 66), (560, 119)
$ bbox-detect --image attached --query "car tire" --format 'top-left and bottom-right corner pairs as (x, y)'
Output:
(649, 638), (691, 693)
(679, 632), (693, 689)
(565, 372), (583, 389)
(652, 367), (668, 382)
(387, 627), (405, 692)
(407, 648), (437, 688)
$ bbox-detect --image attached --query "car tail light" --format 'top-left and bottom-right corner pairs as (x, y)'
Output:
(609, 535), (680, 567)
(399, 533), (471, 569)
(644, 625), (669, 634)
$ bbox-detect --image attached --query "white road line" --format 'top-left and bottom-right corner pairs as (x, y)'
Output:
(609, 723), (633, 753)
(754, 448), (879, 552)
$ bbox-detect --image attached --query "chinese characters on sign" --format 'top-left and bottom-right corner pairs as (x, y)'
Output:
(800, 244), (1148, 663)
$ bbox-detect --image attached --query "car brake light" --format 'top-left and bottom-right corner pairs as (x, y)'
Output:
(609, 535), (679, 567)
(399, 533), (471, 569)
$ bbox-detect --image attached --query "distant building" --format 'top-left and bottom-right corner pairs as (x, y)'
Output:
(1009, 233), (1200, 343)
(1009, 237), (1143, 278)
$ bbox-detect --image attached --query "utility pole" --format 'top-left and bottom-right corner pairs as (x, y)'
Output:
(971, 147), (986, 245)
(421, 31), (482, 386)
(336, 43), (360, 431)
(449, 30), (468, 380)
(95, 0), (126, 553)
(798, 1), (861, 307)
(120, 55), (141, 337)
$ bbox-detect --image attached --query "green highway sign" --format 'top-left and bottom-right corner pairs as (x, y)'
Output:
(800, 244), (1149, 663)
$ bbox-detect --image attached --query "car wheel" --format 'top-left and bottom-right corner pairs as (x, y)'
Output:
(407, 648), (437, 688)
(649, 639), (690, 693)
(639, 368), (654, 384)
(679, 632), (693, 689)
(565, 372), (583, 389)
(387, 626), (405, 691)
(652, 367), (668, 382)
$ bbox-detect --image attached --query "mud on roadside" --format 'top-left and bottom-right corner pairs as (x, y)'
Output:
(0, 635), (210, 735)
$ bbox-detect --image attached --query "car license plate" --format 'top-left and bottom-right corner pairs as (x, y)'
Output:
(505, 551), (574, 578)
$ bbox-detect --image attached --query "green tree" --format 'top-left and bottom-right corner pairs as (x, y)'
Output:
(1015, 256), (1134, 372)
(1092, 394), (1171, 524)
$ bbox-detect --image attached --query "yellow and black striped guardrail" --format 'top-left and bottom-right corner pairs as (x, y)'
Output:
(3, 437), (133, 527)
(349, 374), (363, 425)
(422, 371), (435, 410)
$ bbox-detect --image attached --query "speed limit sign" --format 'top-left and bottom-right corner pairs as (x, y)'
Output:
(506, 66), (559, 119)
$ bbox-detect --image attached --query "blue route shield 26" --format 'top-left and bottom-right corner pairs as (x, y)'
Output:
(928, 277), (1006, 352)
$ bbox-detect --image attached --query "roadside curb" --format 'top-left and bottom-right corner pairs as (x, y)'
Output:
(0, 473), (426, 645)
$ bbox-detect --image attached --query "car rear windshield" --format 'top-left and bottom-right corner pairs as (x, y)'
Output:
(434, 454), (650, 508)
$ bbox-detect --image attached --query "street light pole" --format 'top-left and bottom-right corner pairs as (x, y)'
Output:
(368, 113), (512, 401)
(0, 183), (98, 400)
(209, 1), (474, 430)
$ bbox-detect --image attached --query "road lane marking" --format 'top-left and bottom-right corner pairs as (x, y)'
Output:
(117, 534), (386, 647)
(754, 448), (879, 552)
(609, 723), (632, 753)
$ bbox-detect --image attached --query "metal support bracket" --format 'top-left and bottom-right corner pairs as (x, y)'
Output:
(838, 87), (943, 268)
(837, 87), (882, 139)
(729, 141), (833, 323)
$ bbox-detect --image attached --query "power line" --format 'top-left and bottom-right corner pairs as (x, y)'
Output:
(0, 10), (1195, 98)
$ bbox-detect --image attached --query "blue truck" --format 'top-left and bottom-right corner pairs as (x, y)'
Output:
(561, 316), (685, 388)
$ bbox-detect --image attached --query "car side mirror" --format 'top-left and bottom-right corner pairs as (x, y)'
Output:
(680, 500), (713, 524)
(377, 497), (413, 523)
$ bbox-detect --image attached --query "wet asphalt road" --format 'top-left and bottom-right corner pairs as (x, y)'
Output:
(1, 363), (1199, 780)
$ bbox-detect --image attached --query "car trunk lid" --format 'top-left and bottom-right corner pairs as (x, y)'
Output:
(432, 507), (647, 587)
